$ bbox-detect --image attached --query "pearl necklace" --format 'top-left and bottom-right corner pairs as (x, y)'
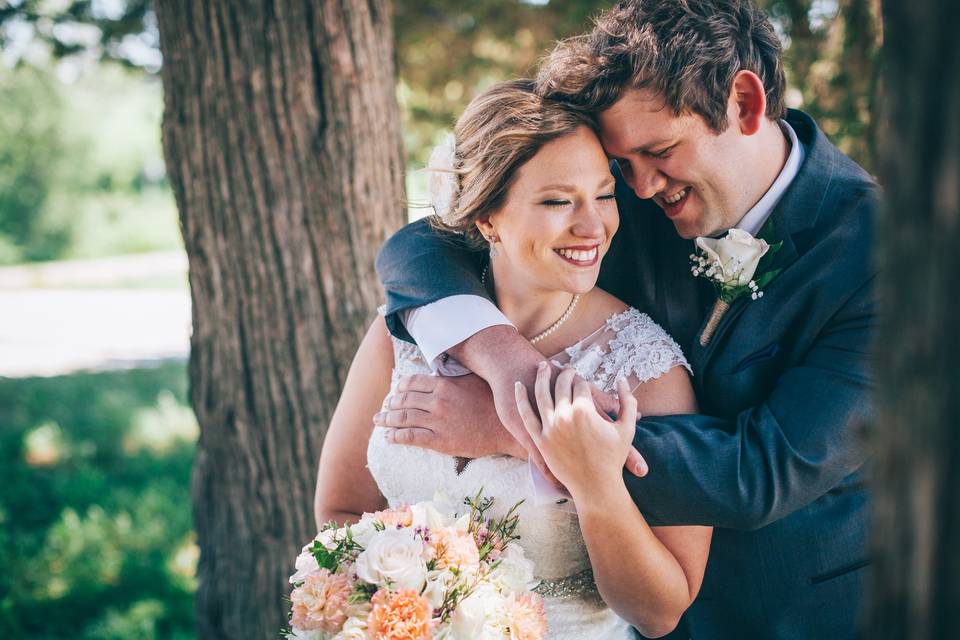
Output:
(481, 265), (581, 345)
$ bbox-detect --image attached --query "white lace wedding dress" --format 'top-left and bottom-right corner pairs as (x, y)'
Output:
(367, 308), (690, 639)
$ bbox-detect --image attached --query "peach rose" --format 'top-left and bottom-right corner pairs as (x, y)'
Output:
(289, 568), (353, 633)
(367, 588), (433, 639)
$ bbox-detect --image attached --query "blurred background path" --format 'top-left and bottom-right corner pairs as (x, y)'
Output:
(0, 251), (190, 377)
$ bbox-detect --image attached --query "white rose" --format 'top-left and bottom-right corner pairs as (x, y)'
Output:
(695, 228), (770, 286)
(348, 518), (378, 548)
(411, 501), (451, 531)
(286, 627), (324, 640)
(314, 528), (338, 549)
(422, 569), (455, 609)
(488, 543), (537, 592)
(333, 616), (368, 640)
(450, 583), (506, 640)
(354, 528), (427, 591)
(289, 545), (321, 584)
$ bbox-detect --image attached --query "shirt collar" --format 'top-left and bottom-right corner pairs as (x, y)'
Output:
(734, 120), (805, 237)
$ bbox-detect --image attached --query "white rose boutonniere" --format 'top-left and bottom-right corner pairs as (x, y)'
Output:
(691, 228), (782, 346)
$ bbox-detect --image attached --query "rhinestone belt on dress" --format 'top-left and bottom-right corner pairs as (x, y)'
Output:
(534, 568), (599, 599)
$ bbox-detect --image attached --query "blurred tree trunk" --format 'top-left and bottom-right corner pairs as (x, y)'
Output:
(154, 1), (405, 637)
(869, 0), (960, 637)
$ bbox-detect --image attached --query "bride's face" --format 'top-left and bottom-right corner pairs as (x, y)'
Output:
(481, 126), (619, 295)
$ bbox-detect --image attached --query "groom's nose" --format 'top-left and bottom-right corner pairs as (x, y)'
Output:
(627, 160), (668, 200)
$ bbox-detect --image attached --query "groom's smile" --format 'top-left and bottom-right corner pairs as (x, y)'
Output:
(657, 187), (692, 220)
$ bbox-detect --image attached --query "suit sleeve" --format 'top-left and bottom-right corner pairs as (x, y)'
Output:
(375, 218), (489, 342)
(626, 273), (877, 530)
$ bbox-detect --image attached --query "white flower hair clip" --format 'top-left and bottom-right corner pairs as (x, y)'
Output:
(425, 133), (459, 224)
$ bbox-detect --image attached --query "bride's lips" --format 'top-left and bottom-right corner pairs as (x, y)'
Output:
(553, 244), (600, 267)
(658, 187), (691, 219)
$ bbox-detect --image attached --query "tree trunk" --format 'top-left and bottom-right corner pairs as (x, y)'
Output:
(154, 2), (405, 637)
(869, 0), (960, 637)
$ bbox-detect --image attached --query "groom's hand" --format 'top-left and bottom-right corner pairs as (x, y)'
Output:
(374, 373), (528, 460)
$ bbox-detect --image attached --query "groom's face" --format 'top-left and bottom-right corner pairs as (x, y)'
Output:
(598, 88), (756, 239)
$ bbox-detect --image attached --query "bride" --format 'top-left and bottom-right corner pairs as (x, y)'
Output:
(314, 79), (711, 639)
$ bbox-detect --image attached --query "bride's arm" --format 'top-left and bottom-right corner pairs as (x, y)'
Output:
(517, 365), (709, 638)
(313, 315), (394, 529)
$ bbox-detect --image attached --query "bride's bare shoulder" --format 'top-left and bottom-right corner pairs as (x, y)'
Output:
(579, 287), (630, 325)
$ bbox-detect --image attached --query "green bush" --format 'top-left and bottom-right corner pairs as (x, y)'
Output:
(0, 360), (196, 639)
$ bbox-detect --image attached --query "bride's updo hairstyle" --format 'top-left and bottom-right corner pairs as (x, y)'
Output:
(429, 79), (597, 249)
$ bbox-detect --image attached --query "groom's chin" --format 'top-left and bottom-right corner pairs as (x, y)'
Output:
(671, 219), (701, 240)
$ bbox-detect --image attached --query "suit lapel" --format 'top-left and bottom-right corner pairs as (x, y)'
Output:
(655, 223), (709, 351)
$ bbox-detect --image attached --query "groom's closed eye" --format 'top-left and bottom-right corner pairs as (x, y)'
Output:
(646, 144), (677, 159)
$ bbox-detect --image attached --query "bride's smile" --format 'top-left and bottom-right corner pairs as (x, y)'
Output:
(476, 126), (620, 337)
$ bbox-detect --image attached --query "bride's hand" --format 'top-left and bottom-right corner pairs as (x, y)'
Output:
(515, 363), (638, 498)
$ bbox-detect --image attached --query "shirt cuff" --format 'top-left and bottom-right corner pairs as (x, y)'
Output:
(403, 295), (514, 374)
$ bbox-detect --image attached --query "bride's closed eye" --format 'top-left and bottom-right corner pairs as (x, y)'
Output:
(541, 194), (615, 208)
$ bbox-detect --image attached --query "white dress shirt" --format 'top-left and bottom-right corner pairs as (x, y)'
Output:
(404, 120), (805, 374)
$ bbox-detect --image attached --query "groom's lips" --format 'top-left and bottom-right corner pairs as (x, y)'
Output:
(658, 188), (691, 219)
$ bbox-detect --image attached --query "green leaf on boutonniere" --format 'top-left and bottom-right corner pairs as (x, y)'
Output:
(756, 240), (783, 271)
(753, 268), (782, 291)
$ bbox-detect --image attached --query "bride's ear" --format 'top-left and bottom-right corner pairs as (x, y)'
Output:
(475, 217), (496, 240)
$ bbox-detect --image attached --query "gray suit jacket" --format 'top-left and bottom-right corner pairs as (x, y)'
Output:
(376, 110), (878, 639)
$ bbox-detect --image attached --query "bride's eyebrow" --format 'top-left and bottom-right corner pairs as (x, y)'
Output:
(535, 177), (615, 194)
(534, 184), (576, 194)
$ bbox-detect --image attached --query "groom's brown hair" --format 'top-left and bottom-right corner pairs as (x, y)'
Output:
(536, 0), (787, 133)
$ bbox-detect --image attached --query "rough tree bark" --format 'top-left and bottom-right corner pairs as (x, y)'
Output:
(154, 2), (405, 637)
(869, 0), (960, 637)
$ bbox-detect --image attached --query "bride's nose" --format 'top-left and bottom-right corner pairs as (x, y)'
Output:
(570, 200), (606, 239)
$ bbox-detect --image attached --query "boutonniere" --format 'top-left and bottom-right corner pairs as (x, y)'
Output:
(690, 228), (782, 346)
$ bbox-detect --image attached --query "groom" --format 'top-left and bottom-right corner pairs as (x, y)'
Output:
(375, 1), (877, 638)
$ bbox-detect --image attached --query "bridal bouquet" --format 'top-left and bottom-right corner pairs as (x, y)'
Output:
(285, 491), (547, 640)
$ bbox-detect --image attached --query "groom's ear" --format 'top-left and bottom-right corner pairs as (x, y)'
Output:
(730, 70), (767, 136)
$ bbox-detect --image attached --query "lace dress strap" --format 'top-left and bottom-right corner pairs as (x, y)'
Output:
(557, 307), (691, 394)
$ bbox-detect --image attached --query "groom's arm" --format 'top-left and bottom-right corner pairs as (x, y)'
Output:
(624, 274), (877, 529)
(376, 218), (491, 344)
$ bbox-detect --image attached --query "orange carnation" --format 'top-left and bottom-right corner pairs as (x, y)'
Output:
(367, 588), (433, 639)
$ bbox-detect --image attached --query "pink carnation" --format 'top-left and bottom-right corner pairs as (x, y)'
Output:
(505, 592), (548, 640)
(289, 568), (353, 633)
(426, 527), (480, 571)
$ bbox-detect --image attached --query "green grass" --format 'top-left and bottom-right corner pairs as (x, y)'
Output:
(0, 360), (196, 640)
